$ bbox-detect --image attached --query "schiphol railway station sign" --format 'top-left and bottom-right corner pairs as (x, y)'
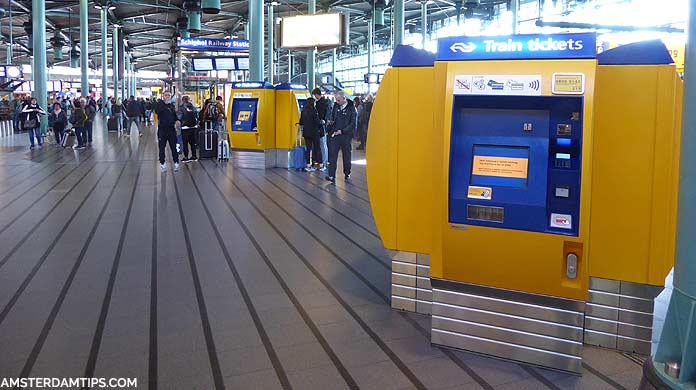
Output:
(177, 37), (250, 51)
(437, 33), (597, 61)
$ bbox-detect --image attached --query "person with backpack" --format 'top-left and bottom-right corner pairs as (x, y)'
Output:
(154, 91), (181, 172)
(69, 100), (88, 149)
(177, 95), (199, 162)
(48, 103), (68, 147)
(203, 96), (225, 132)
(125, 95), (143, 137)
(21, 97), (47, 149)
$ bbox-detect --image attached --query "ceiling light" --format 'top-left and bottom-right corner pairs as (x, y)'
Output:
(271, 1), (279, 5)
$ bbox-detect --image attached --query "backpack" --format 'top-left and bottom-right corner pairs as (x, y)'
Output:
(206, 102), (220, 121)
(182, 106), (197, 128)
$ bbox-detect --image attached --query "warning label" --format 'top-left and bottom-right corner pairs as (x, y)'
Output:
(472, 156), (529, 179)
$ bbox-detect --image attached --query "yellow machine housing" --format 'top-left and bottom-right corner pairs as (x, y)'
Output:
(274, 83), (309, 168)
(226, 82), (276, 151)
(367, 38), (684, 370)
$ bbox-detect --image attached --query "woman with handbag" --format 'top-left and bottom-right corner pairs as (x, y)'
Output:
(21, 97), (47, 149)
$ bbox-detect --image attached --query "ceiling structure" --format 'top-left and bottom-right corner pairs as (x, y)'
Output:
(0, 0), (523, 75)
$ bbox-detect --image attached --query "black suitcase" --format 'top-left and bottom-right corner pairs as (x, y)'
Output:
(107, 116), (119, 132)
(199, 130), (218, 159)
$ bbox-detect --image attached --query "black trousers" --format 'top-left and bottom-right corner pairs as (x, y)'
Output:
(53, 126), (65, 144)
(328, 134), (351, 178)
(182, 129), (198, 158)
(303, 136), (321, 165)
(158, 131), (179, 164)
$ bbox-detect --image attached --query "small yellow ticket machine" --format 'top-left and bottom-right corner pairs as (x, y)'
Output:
(274, 83), (310, 168)
(227, 82), (276, 168)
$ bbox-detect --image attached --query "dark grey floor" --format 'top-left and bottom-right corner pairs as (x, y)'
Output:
(0, 119), (645, 389)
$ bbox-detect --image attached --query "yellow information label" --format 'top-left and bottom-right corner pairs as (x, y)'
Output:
(467, 186), (492, 200)
(552, 73), (584, 95)
(237, 111), (251, 121)
(472, 156), (528, 179)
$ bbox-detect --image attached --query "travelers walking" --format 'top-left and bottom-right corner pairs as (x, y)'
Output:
(21, 97), (47, 149)
(125, 95), (143, 136)
(154, 91), (180, 172)
(48, 103), (68, 146)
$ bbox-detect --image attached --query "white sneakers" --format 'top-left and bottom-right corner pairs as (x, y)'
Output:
(160, 163), (181, 172)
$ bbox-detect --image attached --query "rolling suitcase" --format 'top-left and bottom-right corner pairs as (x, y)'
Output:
(107, 116), (118, 132)
(60, 131), (71, 148)
(218, 124), (229, 162)
(291, 124), (306, 170)
(199, 122), (218, 159)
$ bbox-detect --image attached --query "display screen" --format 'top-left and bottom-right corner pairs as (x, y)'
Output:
(215, 58), (237, 70)
(470, 145), (529, 188)
(281, 13), (342, 48)
(297, 99), (307, 111)
(192, 58), (214, 71)
(236, 57), (250, 70)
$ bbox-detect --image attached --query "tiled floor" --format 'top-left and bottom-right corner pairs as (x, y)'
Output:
(0, 120), (645, 389)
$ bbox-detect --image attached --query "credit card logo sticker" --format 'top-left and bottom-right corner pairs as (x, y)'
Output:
(467, 186), (492, 200)
(550, 213), (572, 229)
(454, 75), (541, 96)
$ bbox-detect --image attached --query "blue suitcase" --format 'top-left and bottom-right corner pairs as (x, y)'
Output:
(291, 124), (306, 170)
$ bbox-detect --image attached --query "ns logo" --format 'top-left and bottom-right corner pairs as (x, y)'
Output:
(449, 42), (477, 53)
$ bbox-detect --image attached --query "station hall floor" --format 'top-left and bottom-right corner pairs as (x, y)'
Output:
(0, 120), (646, 390)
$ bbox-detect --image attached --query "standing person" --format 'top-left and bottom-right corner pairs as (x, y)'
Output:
(83, 98), (97, 145)
(177, 95), (199, 162)
(325, 91), (356, 182)
(357, 94), (372, 150)
(354, 97), (363, 144)
(312, 88), (330, 171)
(69, 100), (88, 149)
(299, 97), (323, 172)
(125, 96), (143, 136)
(112, 98), (124, 133)
(138, 98), (147, 123)
(144, 98), (153, 124)
(48, 102), (68, 146)
(21, 97), (47, 149)
(203, 96), (225, 132)
(153, 91), (180, 172)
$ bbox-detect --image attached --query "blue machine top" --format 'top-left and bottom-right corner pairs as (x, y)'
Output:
(231, 81), (275, 89)
(436, 33), (597, 61)
(389, 44), (437, 67)
(597, 39), (674, 65)
(275, 83), (309, 90)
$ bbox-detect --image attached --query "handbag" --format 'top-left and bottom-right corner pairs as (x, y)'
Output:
(23, 118), (38, 129)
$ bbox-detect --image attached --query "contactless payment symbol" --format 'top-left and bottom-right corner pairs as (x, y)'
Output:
(529, 79), (540, 91)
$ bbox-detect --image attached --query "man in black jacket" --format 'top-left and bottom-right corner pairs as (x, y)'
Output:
(154, 91), (181, 172)
(326, 91), (356, 182)
(177, 95), (199, 162)
(125, 95), (143, 137)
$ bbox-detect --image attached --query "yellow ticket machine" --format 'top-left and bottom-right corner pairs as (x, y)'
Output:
(274, 83), (309, 168)
(367, 37), (683, 372)
(227, 82), (276, 168)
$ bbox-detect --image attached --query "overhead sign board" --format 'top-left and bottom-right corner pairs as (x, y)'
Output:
(177, 37), (250, 51)
(279, 13), (347, 49)
(437, 33), (596, 61)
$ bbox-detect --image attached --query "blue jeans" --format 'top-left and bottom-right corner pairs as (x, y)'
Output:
(85, 121), (93, 143)
(28, 127), (42, 146)
(74, 127), (85, 146)
(320, 135), (328, 166)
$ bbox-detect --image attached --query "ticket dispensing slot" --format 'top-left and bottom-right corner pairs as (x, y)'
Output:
(449, 95), (583, 236)
(231, 99), (259, 132)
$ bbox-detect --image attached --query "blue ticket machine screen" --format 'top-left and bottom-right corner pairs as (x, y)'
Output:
(449, 95), (583, 235)
(231, 99), (258, 132)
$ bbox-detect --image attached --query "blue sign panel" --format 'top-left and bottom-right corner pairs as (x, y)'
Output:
(437, 33), (596, 61)
(177, 37), (250, 51)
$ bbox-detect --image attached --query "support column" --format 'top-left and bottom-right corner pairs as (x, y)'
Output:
(650, 0), (696, 387)
(511, 0), (519, 34)
(124, 54), (130, 97)
(288, 51), (293, 82)
(394, 0), (404, 47)
(100, 6), (107, 110)
(113, 26), (119, 102)
(267, 3), (274, 84)
(367, 19), (373, 74)
(306, 0), (316, 89)
(132, 60), (137, 96)
(80, 0), (88, 97)
(331, 48), (336, 86)
(32, 0), (47, 133)
(249, 0), (264, 81)
(7, 1), (12, 64)
(421, 1), (427, 49)
(176, 51), (183, 108)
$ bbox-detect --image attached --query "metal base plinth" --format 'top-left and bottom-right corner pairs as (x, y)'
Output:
(585, 277), (662, 355)
(391, 251), (432, 315)
(230, 149), (277, 169)
(430, 279), (585, 374)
